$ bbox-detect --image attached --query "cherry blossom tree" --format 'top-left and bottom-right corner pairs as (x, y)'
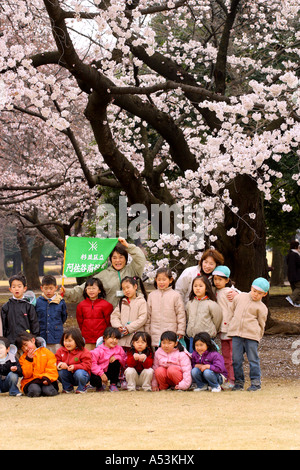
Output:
(1, 0), (300, 332)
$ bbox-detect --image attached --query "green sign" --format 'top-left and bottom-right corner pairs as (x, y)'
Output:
(63, 237), (119, 277)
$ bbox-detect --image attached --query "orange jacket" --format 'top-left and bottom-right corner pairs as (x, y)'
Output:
(19, 347), (58, 392)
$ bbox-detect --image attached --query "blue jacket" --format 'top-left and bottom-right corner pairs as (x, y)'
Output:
(36, 294), (67, 344)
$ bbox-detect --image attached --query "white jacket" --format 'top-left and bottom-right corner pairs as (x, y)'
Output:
(175, 265), (201, 306)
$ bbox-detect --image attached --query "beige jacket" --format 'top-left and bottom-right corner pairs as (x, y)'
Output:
(110, 294), (148, 348)
(227, 292), (268, 342)
(63, 244), (146, 308)
(145, 287), (186, 347)
(186, 298), (222, 338)
(215, 287), (233, 335)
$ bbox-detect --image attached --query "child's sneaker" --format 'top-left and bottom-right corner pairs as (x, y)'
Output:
(221, 381), (234, 390)
(232, 384), (244, 391)
(84, 384), (95, 391)
(211, 385), (221, 392)
(194, 386), (208, 392)
(120, 380), (128, 390)
(247, 384), (261, 392)
(109, 384), (119, 392)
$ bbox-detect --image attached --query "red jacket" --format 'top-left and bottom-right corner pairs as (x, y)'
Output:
(76, 298), (113, 343)
(126, 348), (154, 374)
(55, 346), (92, 374)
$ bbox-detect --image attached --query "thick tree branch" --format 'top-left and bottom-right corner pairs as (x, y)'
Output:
(41, 0), (199, 173)
(108, 80), (230, 103)
(213, 0), (241, 94)
(85, 90), (162, 209)
(128, 44), (222, 131)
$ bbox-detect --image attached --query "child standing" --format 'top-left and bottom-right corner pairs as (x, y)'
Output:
(1, 273), (40, 345)
(227, 277), (269, 391)
(55, 328), (92, 394)
(110, 277), (148, 349)
(76, 278), (113, 350)
(145, 268), (186, 349)
(125, 331), (154, 391)
(15, 332), (59, 397)
(186, 275), (222, 351)
(0, 336), (22, 396)
(212, 266), (235, 386)
(90, 327), (127, 392)
(191, 332), (228, 392)
(36, 275), (68, 353)
(152, 331), (192, 391)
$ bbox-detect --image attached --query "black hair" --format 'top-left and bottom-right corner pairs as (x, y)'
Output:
(189, 275), (217, 302)
(212, 274), (232, 288)
(0, 336), (10, 349)
(154, 267), (175, 289)
(199, 249), (224, 275)
(109, 243), (129, 264)
(130, 331), (152, 354)
(15, 331), (43, 350)
(121, 276), (148, 301)
(60, 328), (85, 350)
(83, 277), (106, 299)
(103, 326), (122, 340)
(160, 330), (184, 352)
(193, 332), (218, 352)
(41, 274), (57, 286)
(9, 272), (27, 287)
(290, 240), (299, 250)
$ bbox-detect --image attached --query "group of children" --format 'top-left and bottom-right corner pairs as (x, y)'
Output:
(0, 251), (270, 397)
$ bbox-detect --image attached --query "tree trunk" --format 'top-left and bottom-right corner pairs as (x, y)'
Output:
(0, 221), (7, 279)
(265, 317), (300, 335)
(215, 174), (268, 292)
(17, 228), (44, 290)
(214, 177), (300, 334)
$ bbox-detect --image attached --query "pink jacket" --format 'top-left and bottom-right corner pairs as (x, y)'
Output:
(152, 347), (192, 390)
(91, 343), (127, 377)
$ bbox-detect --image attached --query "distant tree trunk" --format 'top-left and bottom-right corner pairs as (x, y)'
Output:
(270, 247), (284, 286)
(0, 221), (7, 279)
(17, 227), (44, 290)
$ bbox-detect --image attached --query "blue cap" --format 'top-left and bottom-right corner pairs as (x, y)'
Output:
(212, 265), (231, 278)
(252, 277), (270, 293)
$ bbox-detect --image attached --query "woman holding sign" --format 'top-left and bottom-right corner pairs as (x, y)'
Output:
(61, 238), (146, 308)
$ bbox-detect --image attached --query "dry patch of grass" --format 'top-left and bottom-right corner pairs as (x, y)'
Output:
(0, 380), (299, 450)
(0, 281), (299, 451)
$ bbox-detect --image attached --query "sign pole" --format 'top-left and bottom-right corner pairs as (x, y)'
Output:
(61, 236), (68, 288)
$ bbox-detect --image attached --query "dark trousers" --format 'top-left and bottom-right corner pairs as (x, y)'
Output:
(90, 360), (121, 388)
(26, 382), (58, 397)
